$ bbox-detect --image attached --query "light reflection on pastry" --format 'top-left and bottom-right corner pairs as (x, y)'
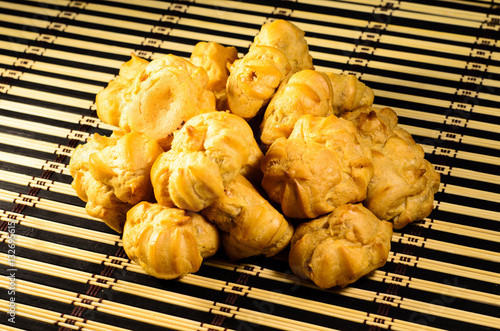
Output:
(68, 131), (163, 232)
(72, 171), (132, 233)
(261, 114), (373, 219)
(227, 19), (314, 120)
(95, 54), (149, 127)
(123, 201), (220, 280)
(119, 54), (216, 149)
(67, 19), (442, 288)
(250, 19), (313, 73)
(325, 72), (374, 115)
(190, 41), (239, 110)
(88, 131), (164, 205)
(260, 70), (374, 148)
(289, 203), (392, 289)
(227, 45), (291, 120)
(343, 106), (440, 229)
(150, 111), (263, 212)
(202, 175), (293, 261)
(260, 69), (334, 147)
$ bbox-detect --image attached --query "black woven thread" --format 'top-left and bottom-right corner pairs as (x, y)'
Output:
(58, 247), (128, 331)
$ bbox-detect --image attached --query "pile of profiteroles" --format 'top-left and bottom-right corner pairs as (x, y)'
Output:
(69, 19), (440, 289)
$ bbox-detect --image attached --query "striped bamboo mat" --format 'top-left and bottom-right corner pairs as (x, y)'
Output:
(1, 0), (499, 330)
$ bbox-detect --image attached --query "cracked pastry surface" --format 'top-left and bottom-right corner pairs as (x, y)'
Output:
(226, 19), (313, 120)
(261, 114), (373, 219)
(202, 175), (294, 261)
(226, 45), (291, 120)
(119, 54), (216, 149)
(260, 69), (334, 147)
(343, 106), (440, 229)
(289, 203), (392, 289)
(150, 111), (264, 212)
(260, 70), (374, 148)
(69, 132), (127, 232)
(250, 19), (313, 73)
(68, 131), (163, 232)
(96, 54), (149, 127)
(123, 201), (220, 280)
(190, 41), (239, 111)
(87, 131), (164, 205)
(325, 72), (374, 115)
(71, 171), (133, 233)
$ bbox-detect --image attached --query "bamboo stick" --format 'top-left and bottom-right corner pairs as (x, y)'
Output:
(0, 170), (76, 195)
(206, 259), (500, 329)
(0, 118), (89, 142)
(416, 219), (500, 244)
(393, 232), (500, 263)
(6, 86), (94, 110)
(0, 209), (121, 246)
(0, 151), (70, 175)
(0, 188), (93, 219)
(0, 99), (83, 124)
(20, 72), (102, 94)
(370, 270), (500, 306)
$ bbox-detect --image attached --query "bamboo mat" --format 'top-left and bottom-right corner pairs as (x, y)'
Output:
(0, 0), (499, 330)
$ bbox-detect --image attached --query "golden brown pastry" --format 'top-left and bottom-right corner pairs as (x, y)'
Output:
(151, 150), (225, 212)
(96, 54), (149, 127)
(226, 20), (314, 120)
(69, 132), (130, 232)
(88, 131), (164, 205)
(250, 19), (313, 73)
(289, 203), (392, 289)
(72, 171), (133, 233)
(343, 107), (440, 229)
(68, 131), (163, 232)
(69, 132), (122, 179)
(119, 54), (216, 149)
(261, 114), (373, 219)
(260, 69), (334, 147)
(150, 111), (264, 212)
(190, 41), (239, 110)
(325, 72), (374, 115)
(341, 106), (398, 147)
(260, 70), (374, 148)
(202, 175), (293, 260)
(123, 201), (220, 280)
(226, 45), (291, 120)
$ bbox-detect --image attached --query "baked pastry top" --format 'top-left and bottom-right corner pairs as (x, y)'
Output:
(123, 201), (220, 279)
(96, 54), (149, 127)
(261, 114), (373, 219)
(202, 174), (294, 261)
(289, 203), (392, 288)
(119, 54), (216, 149)
(190, 41), (239, 110)
(69, 131), (163, 232)
(88, 131), (164, 205)
(227, 20), (314, 120)
(260, 70), (374, 148)
(343, 106), (440, 229)
(227, 45), (291, 120)
(325, 72), (374, 115)
(249, 19), (313, 73)
(260, 69), (334, 147)
(150, 111), (263, 212)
